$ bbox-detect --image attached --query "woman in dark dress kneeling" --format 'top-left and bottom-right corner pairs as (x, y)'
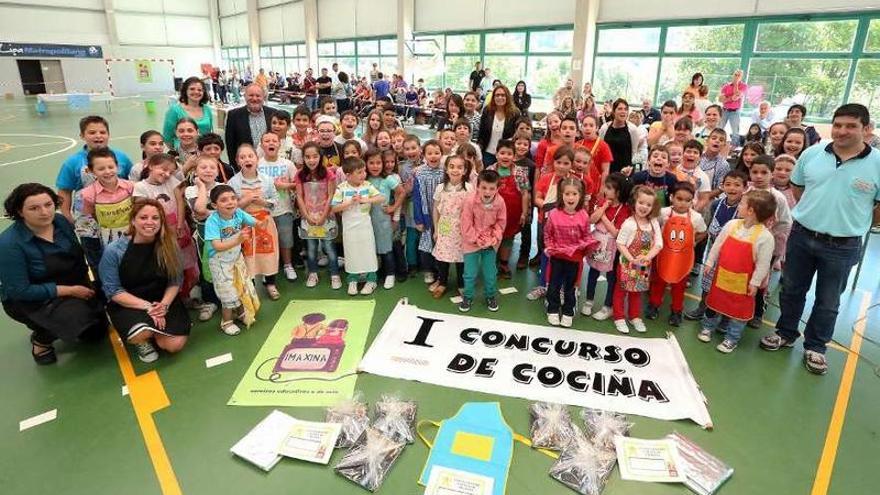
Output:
(0, 183), (107, 364)
(99, 198), (191, 363)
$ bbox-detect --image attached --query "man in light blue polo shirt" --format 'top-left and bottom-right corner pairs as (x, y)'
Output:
(760, 104), (880, 375)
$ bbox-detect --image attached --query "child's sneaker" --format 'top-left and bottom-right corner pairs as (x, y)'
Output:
(631, 318), (647, 333)
(424, 272), (436, 284)
(592, 306), (612, 321)
(613, 319), (630, 334)
(383, 275), (395, 290)
(458, 297), (472, 312)
(348, 281), (359, 295)
(526, 286), (546, 301)
(645, 305), (659, 320)
(668, 312), (682, 327)
(580, 300), (594, 316)
(197, 302), (218, 322)
(220, 320), (242, 336)
(486, 297), (499, 312)
(317, 255), (329, 267)
(547, 313), (560, 326)
(284, 264), (298, 281)
(360, 281), (377, 295)
(330, 275), (343, 290)
(716, 339), (737, 353)
(560, 315), (573, 328)
(697, 328), (712, 342)
(747, 317), (762, 329)
(804, 350), (828, 375)
(134, 341), (159, 363)
(306, 273), (319, 288)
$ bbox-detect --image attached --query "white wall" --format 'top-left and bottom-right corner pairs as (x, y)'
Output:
(318, 0), (397, 39)
(107, 45), (216, 78)
(0, 58), (23, 97)
(114, 13), (213, 46)
(59, 59), (110, 93)
(259, 1), (306, 43)
(221, 13), (250, 46)
(414, 0), (575, 32)
(599, 0), (880, 22)
(0, 4), (110, 45)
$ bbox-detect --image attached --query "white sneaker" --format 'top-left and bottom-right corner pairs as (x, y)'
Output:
(631, 318), (647, 333)
(560, 315), (573, 328)
(581, 300), (594, 316)
(424, 272), (436, 284)
(592, 306), (612, 321)
(383, 275), (395, 289)
(360, 281), (378, 295)
(284, 264), (298, 281)
(317, 255), (329, 267)
(547, 313), (560, 326)
(614, 319), (630, 334)
(526, 286), (547, 301)
(197, 302), (218, 322)
(331, 275), (343, 290)
(306, 273), (319, 288)
(348, 281), (359, 295)
(697, 328), (712, 342)
(135, 341), (159, 363)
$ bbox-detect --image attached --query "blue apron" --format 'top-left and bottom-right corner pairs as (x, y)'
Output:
(418, 402), (557, 495)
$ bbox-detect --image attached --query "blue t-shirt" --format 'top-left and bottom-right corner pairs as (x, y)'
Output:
(204, 209), (256, 259)
(374, 80), (390, 100)
(56, 146), (134, 192)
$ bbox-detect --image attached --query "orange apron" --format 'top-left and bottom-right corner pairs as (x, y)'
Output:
(656, 212), (694, 284)
(706, 220), (764, 321)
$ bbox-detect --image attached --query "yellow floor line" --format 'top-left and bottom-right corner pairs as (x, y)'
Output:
(811, 290), (872, 495)
(108, 328), (181, 495)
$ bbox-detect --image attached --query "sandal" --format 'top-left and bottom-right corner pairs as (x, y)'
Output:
(428, 281), (440, 292)
(30, 336), (57, 365)
(266, 285), (281, 300)
(431, 285), (447, 299)
(220, 320), (242, 336)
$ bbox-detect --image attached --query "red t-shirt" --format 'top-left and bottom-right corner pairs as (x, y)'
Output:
(595, 199), (631, 230)
(579, 137), (613, 194)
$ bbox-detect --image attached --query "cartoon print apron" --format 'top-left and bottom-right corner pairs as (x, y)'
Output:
(432, 186), (469, 263)
(241, 198), (280, 277)
(656, 212), (695, 284)
(706, 220), (764, 321)
(587, 204), (623, 272)
(618, 222), (654, 292)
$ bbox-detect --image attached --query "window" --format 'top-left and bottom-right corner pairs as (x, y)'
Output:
(445, 55), (480, 90)
(594, 57), (660, 103)
(850, 60), (880, 118)
(446, 34), (480, 53)
(747, 59), (850, 119)
(484, 56), (526, 87)
(526, 56), (570, 99)
(380, 39), (397, 55)
(271, 46), (284, 57)
(866, 19), (880, 52)
(755, 19), (858, 53)
(657, 57), (740, 103)
(665, 24), (743, 53)
(597, 27), (660, 53)
(318, 42), (334, 56)
(529, 30), (573, 53)
(358, 40), (379, 55)
(486, 32), (526, 53)
(336, 41), (355, 56)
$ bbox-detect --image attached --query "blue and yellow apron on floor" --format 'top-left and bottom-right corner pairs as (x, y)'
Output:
(417, 402), (556, 495)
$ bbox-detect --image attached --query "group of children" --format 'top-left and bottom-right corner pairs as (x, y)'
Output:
(55, 96), (800, 354)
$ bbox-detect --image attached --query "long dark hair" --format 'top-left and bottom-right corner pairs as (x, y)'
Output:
(298, 141), (327, 182)
(4, 183), (61, 221)
(179, 76), (209, 106)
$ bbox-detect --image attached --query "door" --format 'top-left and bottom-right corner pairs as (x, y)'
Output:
(40, 60), (66, 94)
(16, 60), (45, 95)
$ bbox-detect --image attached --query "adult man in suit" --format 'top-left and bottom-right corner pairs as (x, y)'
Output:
(225, 84), (279, 167)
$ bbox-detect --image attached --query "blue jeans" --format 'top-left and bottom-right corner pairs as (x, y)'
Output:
(720, 109), (741, 145)
(702, 311), (748, 344)
(306, 239), (340, 275)
(304, 95), (317, 111)
(775, 224), (861, 353)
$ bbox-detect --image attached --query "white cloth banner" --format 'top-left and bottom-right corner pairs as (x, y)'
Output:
(360, 302), (712, 428)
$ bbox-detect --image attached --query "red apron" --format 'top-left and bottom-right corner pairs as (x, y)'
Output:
(498, 173), (523, 239)
(706, 220), (764, 321)
(656, 212), (695, 284)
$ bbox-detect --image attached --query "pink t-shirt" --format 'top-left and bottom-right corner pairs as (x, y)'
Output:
(720, 81), (747, 111)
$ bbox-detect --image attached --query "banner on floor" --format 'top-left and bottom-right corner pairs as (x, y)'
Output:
(359, 301), (712, 428)
(228, 300), (372, 408)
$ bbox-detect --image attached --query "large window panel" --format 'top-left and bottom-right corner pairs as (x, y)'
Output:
(526, 56), (570, 99)
(747, 59), (850, 119)
(594, 57), (659, 103)
(411, 55), (444, 90)
(380, 39), (397, 55)
(445, 55), (480, 90)
(755, 19), (858, 53)
(657, 57), (740, 103)
(381, 58), (398, 79)
(866, 19), (880, 52)
(358, 57), (379, 78)
(446, 34), (480, 53)
(336, 41), (355, 56)
(358, 40), (379, 55)
(597, 28), (660, 53)
(318, 42), (335, 56)
(665, 24), (744, 53)
(849, 60), (880, 118)
(485, 32), (526, 53)
(529, 30), (573, 53)
(484, 56), (525, 88)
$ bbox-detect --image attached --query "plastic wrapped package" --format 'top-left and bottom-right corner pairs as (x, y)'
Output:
(334, 427), (406, 492)
(372, 395), (417, 444)
(529, 402), (579, 451)
(581, 408), (633, 451)
(549, 434), (617, 495)
(667, 432), (734, 495)
(326, 393), (370, 448)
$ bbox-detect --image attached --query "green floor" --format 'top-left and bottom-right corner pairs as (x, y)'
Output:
(1, 98), (878, 495)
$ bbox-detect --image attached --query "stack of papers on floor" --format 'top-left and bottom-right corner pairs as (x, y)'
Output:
(230, 410), (297, 471)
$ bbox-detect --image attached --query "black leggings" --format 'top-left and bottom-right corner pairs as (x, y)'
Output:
(437, 261), (464, 288)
